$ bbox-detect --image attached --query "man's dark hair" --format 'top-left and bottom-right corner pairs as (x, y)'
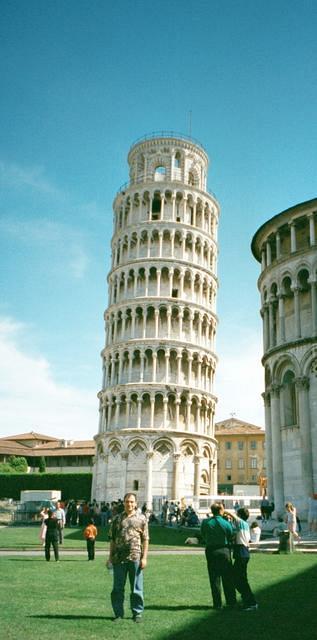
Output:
(211, 502), (223, 516)
(237, 507), (249, 521)
(123, 492), (137, 502)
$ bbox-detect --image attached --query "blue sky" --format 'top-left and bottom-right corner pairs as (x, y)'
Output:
(1, 0), (316, 439)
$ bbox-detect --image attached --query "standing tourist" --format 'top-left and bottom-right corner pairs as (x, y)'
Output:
(284, 502), (300, 541)
(228, 508), (258, 611)
(54, 501), (66, 544)
(44, 510), (59, 562)
(84, 518), (98, 560)
(39, 507), (48, 546)
(107, 493), (149, 623)
(200, 502), (236, 610)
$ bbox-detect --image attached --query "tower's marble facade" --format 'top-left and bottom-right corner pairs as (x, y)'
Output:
(252, 198), (317, 517)
(92, 133), (219, 509)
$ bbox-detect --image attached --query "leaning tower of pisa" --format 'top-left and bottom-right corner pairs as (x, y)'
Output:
(92, 132), (220, 510)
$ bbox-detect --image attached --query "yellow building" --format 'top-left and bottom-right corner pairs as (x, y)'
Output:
(215, 417), (266, 493)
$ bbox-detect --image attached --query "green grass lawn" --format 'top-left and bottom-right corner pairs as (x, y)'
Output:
(0, 523), (200, 549)
(0, 553), (316, 640)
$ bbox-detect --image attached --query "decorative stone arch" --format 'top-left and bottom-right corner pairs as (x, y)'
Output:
(108, 439), (122, 457)
(180, 439), (198, 456)
(147, 156), (168, 181)
(272, 353), (300, 382)
(127, 438), (147, 457)
(301, 346), (317, 377)
(187, 164), (200, 187)
(153, 437), (175, 456)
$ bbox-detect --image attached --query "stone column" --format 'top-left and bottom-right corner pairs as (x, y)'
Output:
(292, 286), (301, 338)
(262, 391), (274, 500)
(167, 308), (172, 338)
(193, 455), (201, 498)
(179, 306), (184, 340)
(261, 248), (266, 271)
(120, 452), (128, 497)
(131, 309), (136, 338)
(308, 213), (316, 246)
(128, 351), (133, 383)
(150, 394), (155, 428)
(152, 352), (157, 382)
(197, 400), (201, 433)
(270, 384), (284, 516)
(188, 354), (193, 387)
(169, 269), (174, 296)
(290, 221), (297, 253)
(180, 270), (185, 298)
(278, 294), (285, 343)
(172, 194), (176, 221)
(171, 231), (175, 257)
(146, 451), (154, 510)
(137, 397), (142, 429)
(177, 351), (182, 384)
(115, 398), (120, 429)
(268, 299), (275, 347)
(308, 278), (317, 334)
(140, 351), (145, 382)
(160, 195), (165, 221)
(156, 269), (161, 296)
(165, 350), (170, 383)
(144, 268), (149, 296)
(296, 377), (313, 503)
(276, 231), (281, 259)
(125, 398), (130, 429)
(186, 398), (192, 430)
(175, 395), (181, 430)
(172, 454), (181, 501)
(159, 231), (163, 257)
(266, 241), (272, 267)
(154, 309), (159, 338)
(142, 309), (147, 339)
(163, 396), (168, 429)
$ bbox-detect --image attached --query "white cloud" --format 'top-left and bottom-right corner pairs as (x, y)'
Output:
(0, 216), (90, 280)
(0, 160), (62, 197)
(215, 330), (265, 427)
(0, 317), (98, 440)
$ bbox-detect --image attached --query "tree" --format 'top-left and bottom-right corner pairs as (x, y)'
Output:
(38, 457), (46, 473)
(5, 456), (28, 473)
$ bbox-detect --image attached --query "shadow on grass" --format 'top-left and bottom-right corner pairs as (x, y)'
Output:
(63, 524), (201, 547)
(156, 562), (317, 640)
(147, 605), (210, 611)
(29, 614), (112, 620)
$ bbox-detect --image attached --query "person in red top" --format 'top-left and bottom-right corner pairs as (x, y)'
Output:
(83, 518), (98, 560)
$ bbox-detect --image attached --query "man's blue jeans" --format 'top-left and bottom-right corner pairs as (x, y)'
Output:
(111, 560), (144, 618)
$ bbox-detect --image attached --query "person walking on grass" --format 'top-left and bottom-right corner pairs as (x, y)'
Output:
(200, 502), (236, 610)
(44, 510), (59, 562)
(107, 492), (149, 624)
(84, 517), (98, 560)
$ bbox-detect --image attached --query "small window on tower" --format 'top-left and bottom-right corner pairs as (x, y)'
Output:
(174, 152), (181, 168)
(172, 289), (178, 298)
(133, 480), (139, 491)
(154, 166), (166, 181)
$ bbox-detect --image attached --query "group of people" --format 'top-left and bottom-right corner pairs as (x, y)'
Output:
(105, 496), (260, 622)
(161, 500), (199, 527)
(39, 501), (66, 561)
(39, 492), (315, 622)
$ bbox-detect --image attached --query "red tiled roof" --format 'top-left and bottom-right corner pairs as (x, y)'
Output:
(0, 431), (59, 444)
(215, 418), (264, 435)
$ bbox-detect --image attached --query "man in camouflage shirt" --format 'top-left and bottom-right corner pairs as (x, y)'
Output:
(108, 492), (149, 623)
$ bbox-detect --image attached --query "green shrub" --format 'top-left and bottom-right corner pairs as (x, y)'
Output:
(0, 472), (92, 500)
